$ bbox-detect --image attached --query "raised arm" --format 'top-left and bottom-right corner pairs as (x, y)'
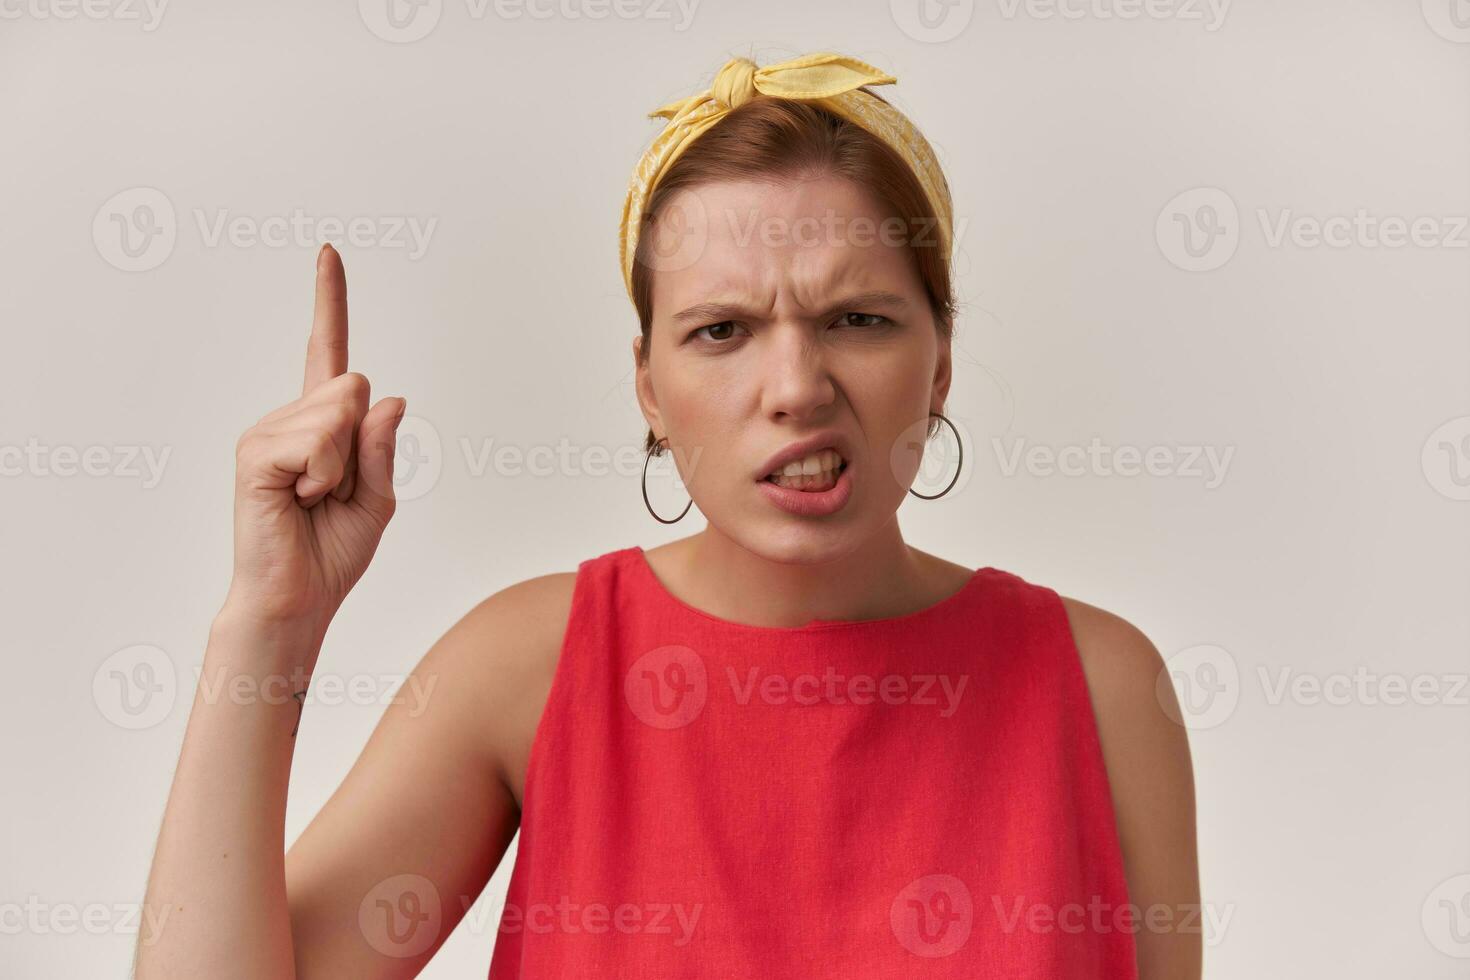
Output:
(134, 244), (414, 978)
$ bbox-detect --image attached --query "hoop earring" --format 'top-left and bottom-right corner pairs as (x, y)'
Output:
(908, 412), (963, 500)
(642, 436), (694, 524)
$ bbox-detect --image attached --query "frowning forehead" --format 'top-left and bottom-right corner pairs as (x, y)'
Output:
(651, 178), (923, 325)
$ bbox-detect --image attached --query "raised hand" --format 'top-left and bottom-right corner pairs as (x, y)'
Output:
(223, 244), (407, 646)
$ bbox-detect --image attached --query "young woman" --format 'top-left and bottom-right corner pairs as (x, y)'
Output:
(136, 52), (1200, 979)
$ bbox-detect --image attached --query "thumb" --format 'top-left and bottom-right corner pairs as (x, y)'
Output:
(352, 396), (406, 522)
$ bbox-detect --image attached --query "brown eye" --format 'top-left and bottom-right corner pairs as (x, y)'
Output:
(837, 312), (887, 328)
(694, 321), (738, 342)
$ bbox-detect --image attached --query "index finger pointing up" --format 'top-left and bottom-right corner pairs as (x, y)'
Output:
(303, 243), (349, 396)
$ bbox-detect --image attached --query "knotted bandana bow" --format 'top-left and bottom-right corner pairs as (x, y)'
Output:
(618, 52), (954, 306)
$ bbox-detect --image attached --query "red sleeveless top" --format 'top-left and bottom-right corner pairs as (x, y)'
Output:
(487, 546), (1137, 978)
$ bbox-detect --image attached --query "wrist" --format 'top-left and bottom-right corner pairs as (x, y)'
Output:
(209, 601), (329, 665)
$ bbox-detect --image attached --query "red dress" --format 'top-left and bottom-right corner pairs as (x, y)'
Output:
(487, 546), (1138, 978)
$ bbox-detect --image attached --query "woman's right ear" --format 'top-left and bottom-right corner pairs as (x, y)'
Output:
(632, 335), (661, 437)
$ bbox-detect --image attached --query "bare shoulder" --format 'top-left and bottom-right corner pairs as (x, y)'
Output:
(1058, 596), (1170, 710)
(1058, 594), (1195, 763)
(1058, 595), (1202, 978)
(430, 570), (579, 806)
(457, 570), (579, 655)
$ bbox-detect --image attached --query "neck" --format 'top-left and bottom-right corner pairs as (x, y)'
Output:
(659, 518), (942, 628)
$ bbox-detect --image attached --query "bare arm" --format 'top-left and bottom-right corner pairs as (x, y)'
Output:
(284, 571), (573, 976)
(135, 244), (577, 977)
(135, 244), (416, 978)
(1063, 597), (1203, 980)
(132, 612), (325, 978)
(136, 573), (568, 979)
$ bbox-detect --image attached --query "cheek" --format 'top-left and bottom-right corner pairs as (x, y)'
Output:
(848, 345), (938, 485)
(657, 354), (724, 425)
(652, 354), (742, 474)
(854, 341), (933, 413)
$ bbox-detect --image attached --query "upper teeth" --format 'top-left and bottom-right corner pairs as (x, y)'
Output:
(772, 448), (843, 477)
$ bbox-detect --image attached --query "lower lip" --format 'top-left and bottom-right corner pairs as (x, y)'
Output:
(755, 463), (854, 517)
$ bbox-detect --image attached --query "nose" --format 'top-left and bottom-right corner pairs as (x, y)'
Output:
(757, 324), (837, 423)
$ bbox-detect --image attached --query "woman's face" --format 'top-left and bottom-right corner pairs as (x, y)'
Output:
(634, 175), (951, 565)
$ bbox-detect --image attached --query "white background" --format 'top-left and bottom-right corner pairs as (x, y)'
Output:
(2, 0), (1467, 976)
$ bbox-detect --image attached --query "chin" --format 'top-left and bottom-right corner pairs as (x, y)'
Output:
(727, 518), (868, 567)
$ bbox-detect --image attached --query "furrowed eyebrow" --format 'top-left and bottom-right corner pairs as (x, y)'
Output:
(671, 290), (911, 327)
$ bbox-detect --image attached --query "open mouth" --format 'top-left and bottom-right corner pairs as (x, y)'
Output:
(761, 449), (848, 493)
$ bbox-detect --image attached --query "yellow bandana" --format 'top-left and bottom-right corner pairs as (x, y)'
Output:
(618, 52), (954, 306)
